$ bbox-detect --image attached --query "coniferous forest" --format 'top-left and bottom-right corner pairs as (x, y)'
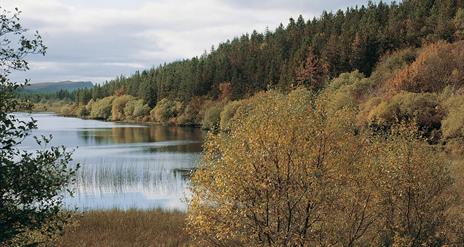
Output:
(77, 0), (463, 102)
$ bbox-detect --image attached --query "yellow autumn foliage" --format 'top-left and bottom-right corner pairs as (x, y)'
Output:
(187, 88), (462, 246)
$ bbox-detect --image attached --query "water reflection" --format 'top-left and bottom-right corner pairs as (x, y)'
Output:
(78, 125), (203, 148)
(16, 112), (204, 210)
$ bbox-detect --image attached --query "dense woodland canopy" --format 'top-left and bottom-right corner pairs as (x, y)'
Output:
(67, 0), (464, 103)
(29, 0), (464, 144)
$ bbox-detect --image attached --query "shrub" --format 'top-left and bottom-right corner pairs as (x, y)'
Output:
(112, 95), (134, 121)
(442, 94), (464, 138)
(132, 100), (150, 119)
(86, 99), (95, 113)
(327, 70), (365, 92)
(150, 98), (183, 123)
(368, 48), (418, 94)
(201, 104), (223, 130)
(324, 70), (372, 111)
(219, 101), (242, 131)
(123, 98), (150, 120)
(374, 48), (417, 78)
(455, 8), (464, 40)
(59, 104), (76, 116)
(387, 41), (464, 93)
(367, 92), (444, 134)
(90, 96), (115, 120)
(123, 99), (136, 119)
(77, 105), (90, 117)
(177, 96), (208, 126)
(358, 96), (383, 125)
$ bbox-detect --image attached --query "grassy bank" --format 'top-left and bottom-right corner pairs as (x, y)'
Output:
(58, 209), (189, 247)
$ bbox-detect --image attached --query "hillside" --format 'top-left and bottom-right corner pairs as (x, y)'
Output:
(69, 0), (463, 106)
(23, 81), (93, 93)
(30, 0), (464, 148)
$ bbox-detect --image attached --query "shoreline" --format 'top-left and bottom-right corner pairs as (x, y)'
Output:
(27, 110), (205, 129)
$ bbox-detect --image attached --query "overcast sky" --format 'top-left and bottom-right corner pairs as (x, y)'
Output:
(2, 0), (390, 84)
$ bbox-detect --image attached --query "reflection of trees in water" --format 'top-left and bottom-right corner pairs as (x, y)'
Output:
(148, 126), (204, 142)
(78, 125), (204, 146)
(111, 127), (150, 144)
(79, 129), (114, 145)
(79, 130), (91, 143)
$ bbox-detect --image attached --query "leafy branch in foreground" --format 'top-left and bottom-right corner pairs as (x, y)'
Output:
(0, 7), (78, 246)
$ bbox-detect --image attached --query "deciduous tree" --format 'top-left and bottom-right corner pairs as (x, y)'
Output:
(188, 88), (462, 246)
(0, 7), (77, 245)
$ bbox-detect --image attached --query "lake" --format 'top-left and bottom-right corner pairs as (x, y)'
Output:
(16, 112), (204, 211)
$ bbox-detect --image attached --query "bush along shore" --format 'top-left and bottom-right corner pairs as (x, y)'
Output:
(32, 87), (230, 129)
(30, 86), (232, 129)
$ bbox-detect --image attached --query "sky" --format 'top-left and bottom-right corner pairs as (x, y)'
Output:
(1, 0), (390, 84)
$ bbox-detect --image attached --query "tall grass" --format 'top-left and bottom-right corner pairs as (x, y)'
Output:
(58, 209), (188, 247)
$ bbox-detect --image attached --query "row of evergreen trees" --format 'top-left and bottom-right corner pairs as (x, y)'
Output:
(68, 0), (464, 107)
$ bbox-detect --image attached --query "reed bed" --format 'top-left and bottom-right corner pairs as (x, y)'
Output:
(58, 209), (188, 247)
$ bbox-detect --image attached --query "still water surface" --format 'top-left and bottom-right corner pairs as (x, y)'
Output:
(17, 112), (204, 211)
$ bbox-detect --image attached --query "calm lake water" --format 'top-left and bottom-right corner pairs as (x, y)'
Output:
(17, 112), (204, 211)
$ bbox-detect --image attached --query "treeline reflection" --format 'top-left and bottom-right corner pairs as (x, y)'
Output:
(78, 125), (204, 152)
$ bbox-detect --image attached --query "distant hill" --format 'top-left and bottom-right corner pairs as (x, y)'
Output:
(23, 81), (94, 93)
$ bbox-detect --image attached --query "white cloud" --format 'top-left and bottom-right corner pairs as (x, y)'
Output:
(0, 0), (388, 83)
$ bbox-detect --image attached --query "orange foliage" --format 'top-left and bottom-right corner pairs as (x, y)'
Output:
(114, 87), (127, 96)
(386, 41), (464, 94)
(218, 82), (232, 101)
(295, 48), (327, 90)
